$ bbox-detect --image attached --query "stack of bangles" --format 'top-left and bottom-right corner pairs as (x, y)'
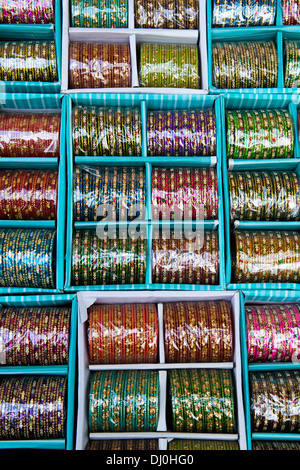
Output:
(152, 167), (218, 220)
(212, 41), (278, 89)
(71, 0), (128, 27)
(73, 166), (146, 221)
(71, 230), (146, 285)
(89, 370), (159, 432)
(164, 301), (233, 363)
(0, 306), (71, 366)
(0, 169), (58, 220)
(170, 369), (236, 433)
(87, 303), (158, 364)
(282, 0), (300, 24)
(250, 370), (300, 432)
(72, 106), (141, 156)
(168, 440), (239, 450)
(0, 375), (67, 440)
(246, 303), (300, 363)
(134, 0), (199, 28)
(231, 230), (300, 284)
(0, 0), (55, 23)
(228, 171), (300, 221)
(0, 228), (56, 288)
(212, 0), (276, 26)
(284, 40), (300, 87)
(226, 109), (294, 159)
(139, 43), (199, 89)
(252, 441), (300, 450)
(86, 440), (158, 450)
(147, 109), (216, 156)
(152, 230), (219, 285)
(0, 41), (58, 82)
(69, 42), (131, 88)
(0, 112), (61, 158)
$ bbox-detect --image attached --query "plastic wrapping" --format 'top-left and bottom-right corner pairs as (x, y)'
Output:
(0, 112), (61, 158)
(212, 0), (276, 27)
(152, 229), (219, 285)
(0, 0), (55, 24)
(250, 370), (300, 432)
(231, 230), (300, 284)
(86, 439), (159, 450)
(0, 41), (58, 82)
(0, 169), (58, 220)
(284, 40), (300, 88)
(152, 167), (218, 221)
(229, 171), (300, 221)
(0, 228), (56, 288)
(169, 369), (236, 433)
(87, 303), (158, 364)
(226, 109), (294, 160)
(69, 42), (131, 89)
(0, 375), (67, 440)
(71, 0), (128, 28)
(72, 106), (142, 157)
(74, 166), (146, 222)
(168, 440), (239, 450)
(147, 109), (216, 157)
(89, 370), (159, 432)
(246, 303), (300, 363)
(71, 229), (146, 285)
(139, 43), (199, 89)
(282, 0), (300, 24)
(213, 41), (278, 89)
(252, 440), (300, 450)
(0, 306), (71, 366)
(164, 300), (233, 363)
(135, 0), (199, 29)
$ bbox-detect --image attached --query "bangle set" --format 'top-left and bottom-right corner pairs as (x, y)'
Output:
(87, 303), (158, 364)
(147, 109), (216, 157)
(168, 439), (239, 450)
(250, 370), (300, 433)
(86, 439), (158, 450)
(252, 441), (300, 450)
(71, 0), (128, 28)
(72, 106), (141, 156)
(0, 112), (60, 158)
(232, 230), (300, 284)
(170, 368), (235, 433)
(0, 375), (67, 440)
(226, 109), (294, 160)
(228, 171), (300, 221)
(0, 0), (55, 24)
(246, 303), (300, 363)
(69, 42), (131, 89)
(284, 40), (300, 87)
(212, 0), (276, 27)
(282, 0), (300, 24)
(89, 370), (159, 432)
(164, 300), (233, 363)
(139, 43), (199, 89)
(134, 0), (199, 28)
(213, 41), (278, 89)
(0, 306), (71, 366)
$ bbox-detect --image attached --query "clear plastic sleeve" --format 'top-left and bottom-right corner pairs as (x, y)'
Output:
(231, 230), (300, 284)
(87, 303), (158, 364)
(0, 376), (67, 440)
(212, 0), (276, 27)
(86, 439), (159, 450)
(71, 0), (128, 28)
(229, 171), (300, 221)
(89, 370), (159, 432)
(0, 111), (60, 158)
(226, 109), (294, 160)
(168, 440), (239, 450)
(246, 303), (300, 363)
(152, 229), (219, 285)
(0, 169), (58, 220)
(139, 43), (199, 89)
(0, 0), (55, 24)
(147, 109), (216, 157)
(282, 0), (300, 24)
(69, 42), (131, 89)
(0, 306), (71, 366)
(135, 0), (199, 29)
(72, 106), (142, 156)
(169, 369), (236, 433)
(164, 300), (233, 363)
(284, 40), (300, 88)
(250, 370), (300, 432)
(213, 41), (278, 89)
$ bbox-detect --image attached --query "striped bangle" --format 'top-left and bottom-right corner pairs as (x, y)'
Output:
(212, 0), (276, 27)
(282, 0), (300, 24)
(86, 439), (159, 450)
(168, 439), (239, 450)
(71, 0), (128, 28)
(134, 0), (199, 29)
(284, 40), (300, 87)
(0, 0), (55, 24)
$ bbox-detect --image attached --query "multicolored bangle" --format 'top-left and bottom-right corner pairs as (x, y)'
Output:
(284, 40), (300, 87)
(135, 0), (199, 28)
(86, 439), (159, 450)
(0, 0), (55, 24)
(212, 0), (276, 27)
(71, 0), (128, 28)
(282, 0), (300, 24)
(168, 439), (239, 450)
(252, 441), (300, 450)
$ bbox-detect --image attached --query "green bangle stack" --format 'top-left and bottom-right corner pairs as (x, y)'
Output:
(168, 439), (239, 450)
(71, 0), (128, 28)
(284, 40), (300, 87)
